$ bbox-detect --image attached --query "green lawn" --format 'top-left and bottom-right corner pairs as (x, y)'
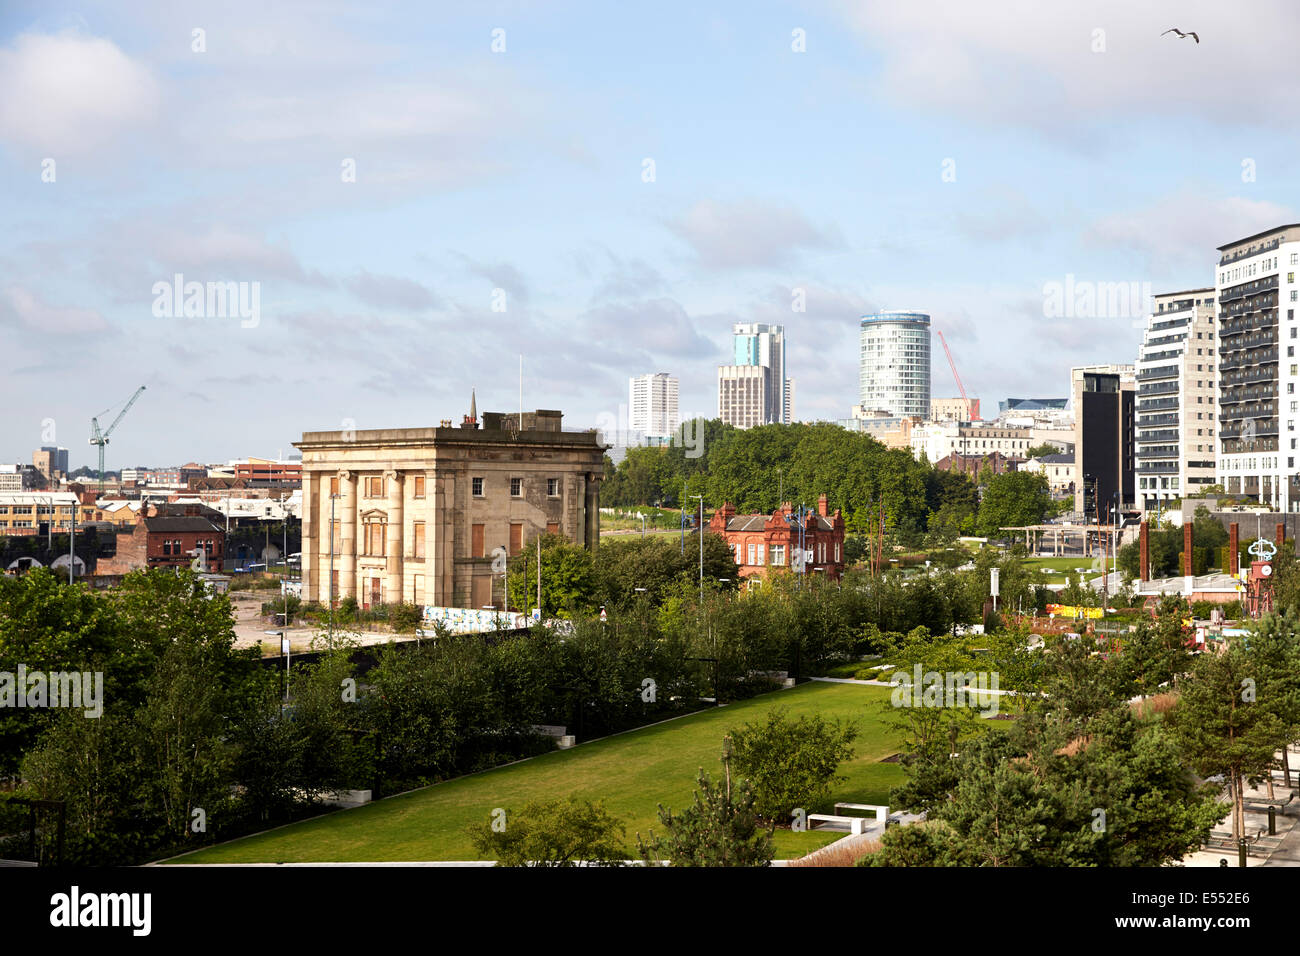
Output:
(170, 682), (909, 863)
(1023, 556), (1104, 575)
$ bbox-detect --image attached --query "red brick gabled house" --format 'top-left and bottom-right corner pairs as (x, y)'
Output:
(709, 493), (846, 583)
(96, 503), (225, 574)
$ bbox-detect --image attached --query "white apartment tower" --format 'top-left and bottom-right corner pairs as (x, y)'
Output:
(628, 373), (679, 439)
(718, 323), (788, 428)
(1215, 224), (1300, 510)
(1135, 290), (1218, 511)
(860, 311), (931, 419)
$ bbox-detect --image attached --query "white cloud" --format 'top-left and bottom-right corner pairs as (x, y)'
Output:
(1085, 194), (1294, 274)
(1, 286), (107, 333)
(833, 0), (1300, 136)
(0, 31), (159, 156)
(668, 198), (842, 271)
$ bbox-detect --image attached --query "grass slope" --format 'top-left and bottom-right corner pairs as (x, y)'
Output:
(172, 681), (907, 863)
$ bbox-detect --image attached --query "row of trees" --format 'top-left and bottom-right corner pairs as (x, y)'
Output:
(601, 419), (1056, 544)
(872, 596), (1300, 866)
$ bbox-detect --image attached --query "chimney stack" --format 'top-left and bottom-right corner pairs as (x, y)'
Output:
(817, 493), (828, 517)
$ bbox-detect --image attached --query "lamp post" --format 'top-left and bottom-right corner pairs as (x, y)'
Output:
(689, 494), (704, 604)
(784, 504), (810, 588)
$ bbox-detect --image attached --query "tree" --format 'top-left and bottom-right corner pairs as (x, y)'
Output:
(1168, 637), (1288, 842)
(505, 532), (597, 618)
(1024, 443), (1062, 460)
(877, 707), (1222, 867)
(637, 768), (773, 867)
(470, 797), (628, 867)
(727, 708), (858, 821)
(977, 472), (1051, 538)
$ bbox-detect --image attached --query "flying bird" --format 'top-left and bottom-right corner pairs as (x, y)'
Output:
(1161, 28), (1199, 43)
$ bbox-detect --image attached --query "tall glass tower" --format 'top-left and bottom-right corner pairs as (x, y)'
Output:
(859, 311), (931, 419)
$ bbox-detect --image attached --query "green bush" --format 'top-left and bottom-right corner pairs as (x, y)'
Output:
(389, 603), (423, 632)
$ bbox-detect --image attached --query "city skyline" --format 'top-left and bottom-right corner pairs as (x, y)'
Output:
(7, 2), (1299, 464)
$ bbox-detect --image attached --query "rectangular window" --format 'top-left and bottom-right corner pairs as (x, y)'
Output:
(770, 544), (785, 566)
(835, 541), (841, 562)
(413, 476), (426, 498)
(366, 476), (384, 497)
(509, 522), (523, 555)
(413, 521), (425, 558)
(546, 522), (559, 536)
(413, 574), (424, 605)
(366, 523), (386, 555)
(332, 521), (341, 554)
(547, 478), (560, 497)
(472, 523), (485, 558)
(472, 476), (484, 497)
(747, 543), (756, 565)
(330, 570), (339, 601)
(755, 543), (766, 566)
(510, 477), (522, 497)
(330, 476), (339, 496)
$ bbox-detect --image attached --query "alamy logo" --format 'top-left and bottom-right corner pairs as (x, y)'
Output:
(889, 664), (1000, 716)
(151, 273), (260, 328)
(0, 666), (103, 717)
(50, 886), (150, 936)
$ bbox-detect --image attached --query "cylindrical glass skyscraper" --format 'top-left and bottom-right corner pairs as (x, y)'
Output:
(859, 311), (931, 419)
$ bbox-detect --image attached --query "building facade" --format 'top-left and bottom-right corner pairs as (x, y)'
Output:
(1021, 453), (1077, 498)
(1135, 289), (1218, 511)
(1213, 224), (1300, 510)
(708, 495), (845, 583)
(910, 421), (1035, 463)
(628, 373), (679, 440)
(296, 407), (606, 611)
(860, 311), (931, 419)
(1072, 365), (1136, 515)
(929, 396), (980, 422)
(32, 447), (69, 481)
(718, 323), (787, 427)
(718, 364), (772, 429)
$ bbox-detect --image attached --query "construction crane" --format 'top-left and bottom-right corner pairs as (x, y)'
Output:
(89, 385), (146, 494)
(936, 329), (969, 413)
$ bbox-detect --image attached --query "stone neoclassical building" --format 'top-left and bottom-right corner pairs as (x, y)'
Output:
(295, 401), (605, 610)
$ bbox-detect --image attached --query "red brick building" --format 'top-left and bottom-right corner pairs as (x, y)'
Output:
(934, 451), (1024, 479)
(709, 494), (846, 583)
(96, 504), (225, 574)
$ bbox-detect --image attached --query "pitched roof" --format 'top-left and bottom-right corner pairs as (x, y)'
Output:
(142, 516), (223, 533)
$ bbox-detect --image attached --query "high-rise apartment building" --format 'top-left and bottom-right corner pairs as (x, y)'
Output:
(33, 446), (69, 480)
(1071, 364), (1136, 515)
(1135, 289), (1218, 511)
(628, 373), (679, 440)
(860, 311), (931, 419)
(1213, 224), (1300, 510)
(718, 323), (787, 427)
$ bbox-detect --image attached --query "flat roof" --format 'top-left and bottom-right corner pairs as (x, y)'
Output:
(1217, 224), (1300, 251)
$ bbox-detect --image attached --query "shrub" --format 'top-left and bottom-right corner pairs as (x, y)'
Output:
(389, 603), (423, 633)
(727, 708), (859, 822)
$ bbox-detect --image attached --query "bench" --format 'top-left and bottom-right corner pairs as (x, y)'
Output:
(807, 813), (871, 835)
(834, 803), (889, 825)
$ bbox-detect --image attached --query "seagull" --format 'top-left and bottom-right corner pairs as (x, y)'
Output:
(1161, 28), (1199, 43)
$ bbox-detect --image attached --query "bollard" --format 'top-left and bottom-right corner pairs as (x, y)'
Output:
(1239, 838), (1248, 868)
(1270, 806), (1277, 836)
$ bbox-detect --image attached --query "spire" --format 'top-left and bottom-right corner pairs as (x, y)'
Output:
(469, 387), (477, 421)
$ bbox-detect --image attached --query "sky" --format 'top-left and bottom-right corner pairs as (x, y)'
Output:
(3, 0), (1300, 469)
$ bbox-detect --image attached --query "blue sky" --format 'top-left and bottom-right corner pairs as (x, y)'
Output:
(2, 0), (1299, 467)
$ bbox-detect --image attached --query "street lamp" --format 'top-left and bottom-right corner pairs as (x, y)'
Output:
(689, 494), (704, 603)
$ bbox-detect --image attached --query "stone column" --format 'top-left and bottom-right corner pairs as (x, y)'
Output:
(339, 469), (357, 599)
(583, 472), (602, 550)
(1229, 523), (1239, 576)
(385, 469), (404, 604)
(431, 471), (454, 606)
(301, 469), (317, 602)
